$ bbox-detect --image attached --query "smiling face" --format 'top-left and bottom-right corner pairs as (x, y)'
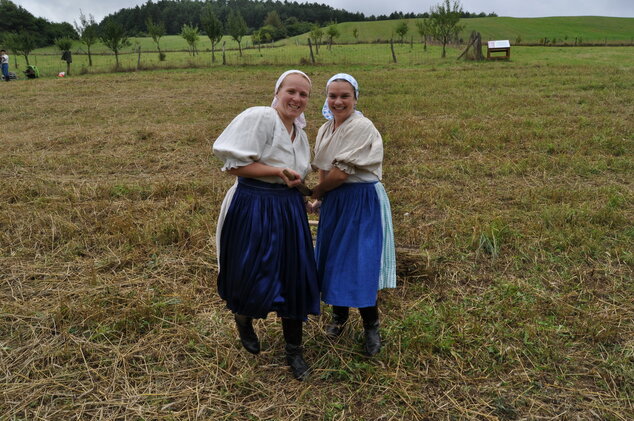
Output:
(327, 80), (357, 125)
(274, 73), (311, 126)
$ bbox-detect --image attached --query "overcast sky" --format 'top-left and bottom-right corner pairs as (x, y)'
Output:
(12, 0), (634, 24)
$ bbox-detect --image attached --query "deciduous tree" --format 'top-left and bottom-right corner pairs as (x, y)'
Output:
(146, 18), (166, 61)
(395, 21), (409, 44)
(201, 6), (223, 63)
(100, 21), (130, 69)
(227, 10), (247, 57)
(181, 24), (200, 56)
(415, 18), (432, 51)
(2, 32), (21, 68)
(74, 10), (98, 66)
(429, 0), (465, 58)
(263, 10), (286, 40)
(326, 23), (339, 50)
(309, 25), (323, 54)
(11, 31), (36, 66)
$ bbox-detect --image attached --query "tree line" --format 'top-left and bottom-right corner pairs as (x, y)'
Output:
(1, 0), (493, 71)
(101, 0), (496, 38)
(100, 0), (366, 38)
(0, 0), (75, 48)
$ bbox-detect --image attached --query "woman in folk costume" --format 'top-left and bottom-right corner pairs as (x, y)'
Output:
(213, 70), (319, 380)
(310, 73), (396, 356)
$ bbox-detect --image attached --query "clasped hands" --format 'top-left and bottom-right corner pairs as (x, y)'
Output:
(280, 168), (321, 214)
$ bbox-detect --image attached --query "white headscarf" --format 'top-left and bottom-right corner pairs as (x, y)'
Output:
(271, 69), (312, 130)
(322, 73), (363, 120)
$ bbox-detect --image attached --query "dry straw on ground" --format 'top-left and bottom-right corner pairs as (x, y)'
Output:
(1, 58), (632, 420)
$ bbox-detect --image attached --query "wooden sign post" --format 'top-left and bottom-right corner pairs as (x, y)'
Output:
(486, 40), (511, 60)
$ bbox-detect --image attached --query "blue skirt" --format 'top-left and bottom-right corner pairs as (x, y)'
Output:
(316, 182), (383, 308)
(217, 177), (320, 320)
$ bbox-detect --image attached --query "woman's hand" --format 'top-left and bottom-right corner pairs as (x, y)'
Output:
(279, 168), (302, 188)
(311, 167), (348, 200)
(310, 187), (324, 201)
(227, 163), (303, 188)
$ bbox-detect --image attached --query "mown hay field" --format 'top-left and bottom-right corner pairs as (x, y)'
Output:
(1, 47), (633, 419)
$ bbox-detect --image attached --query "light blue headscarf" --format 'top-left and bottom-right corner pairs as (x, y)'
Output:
(322, 73), (363, 120)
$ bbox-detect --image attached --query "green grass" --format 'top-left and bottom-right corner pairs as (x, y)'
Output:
(14, 42), (634, 79)
(1, 48), (632, 419)
(286, 16), (634, 44)
(14, 15), (632, 78)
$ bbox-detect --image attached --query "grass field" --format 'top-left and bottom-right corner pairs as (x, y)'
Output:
(1, 47), (633, 419)
(26, 16), (634, 56)
(12, 41), (634, 80)
(305, 16), (634, 45)
(13, 15), (633, 79)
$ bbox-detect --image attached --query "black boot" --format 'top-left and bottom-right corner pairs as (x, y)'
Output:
(325, 306), (349, 337)
(282, 318), (309, 381)
(234, 314), (260, 354)
(360, 306), (381, 356)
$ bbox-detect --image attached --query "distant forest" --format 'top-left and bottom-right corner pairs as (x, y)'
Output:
(101, 0), (497, 36)
(0, 0), (76, 47)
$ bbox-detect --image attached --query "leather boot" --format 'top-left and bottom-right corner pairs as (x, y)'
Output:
(282, 318), (309, 380)
(234, 314), (260, 354)
(285, 343), (310, 381)
(325, 306), (349, 337)
(360, 306), (381, 356)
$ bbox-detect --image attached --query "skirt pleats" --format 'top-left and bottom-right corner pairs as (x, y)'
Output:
(217, 177), (320, 320)
(316, 182), (384, 308)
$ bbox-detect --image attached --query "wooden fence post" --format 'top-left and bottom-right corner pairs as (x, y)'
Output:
(222, 41), (226, 65)
(390, 39), (397, 63)
(308, 38), (315, 64)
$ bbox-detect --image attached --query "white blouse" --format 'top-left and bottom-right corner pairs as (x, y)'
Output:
(213, 106), (311, 184)
(312, 113), (383, 183)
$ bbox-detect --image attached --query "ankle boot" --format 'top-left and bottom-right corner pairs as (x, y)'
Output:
(360, 306), (381, 356)
(285, 343), (310, 380)
(234, 314), (260, 354)
(282, 318), (309, 380)
(325, 306), (349, 337)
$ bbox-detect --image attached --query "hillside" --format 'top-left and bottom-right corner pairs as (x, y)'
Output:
(28, 15), (634, 57)
(286, 16), (634, 45)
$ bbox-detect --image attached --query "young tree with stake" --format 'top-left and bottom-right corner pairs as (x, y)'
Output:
(415, 18), (432, 51)
(429, 0), (465, 58)
(201, 6), (223, 63)
(227, 10), (247, 57)
(395, 21), (409, 44)
(309, 25), (324, 55)
(100, 21), (130, 69)
(326, 23), (340, 50)
(146, 18), (166, 61)
(74, 11), (98, 66)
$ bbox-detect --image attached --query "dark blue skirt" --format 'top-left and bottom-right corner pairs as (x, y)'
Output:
(316, 182), (383, 308)
(218, 177), (320, 320)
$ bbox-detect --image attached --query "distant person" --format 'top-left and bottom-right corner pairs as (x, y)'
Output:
(310, 73), (396, 356)
(1, 50), (9, 82)
(212, 70), (319, 381)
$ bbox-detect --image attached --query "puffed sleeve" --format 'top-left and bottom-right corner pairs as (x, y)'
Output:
(332, 117), (383, 177)
(212, 107), (277, 171)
